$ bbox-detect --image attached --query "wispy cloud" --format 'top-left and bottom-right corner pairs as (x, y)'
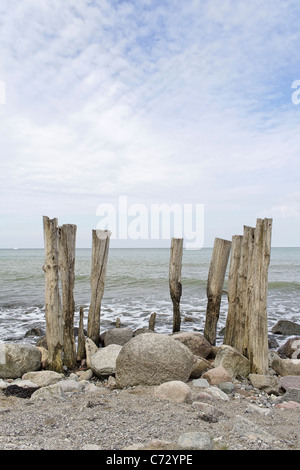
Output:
(1, 0), (300, 246)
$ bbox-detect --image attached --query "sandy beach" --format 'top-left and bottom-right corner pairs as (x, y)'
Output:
(0, 374), (299, 452)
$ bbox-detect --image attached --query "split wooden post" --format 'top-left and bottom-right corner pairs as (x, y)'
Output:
(238, 226), (255, 356)
(58, 223), (77, 369)
(224, 235), (243, 348)
(169, 238), (183, 333)
(244, 218), (272, 374)
(204, 237), (231, 345)
(87, 229), (111, 346)
(77, 306), (86, 362)
(42, 216), (63, 373)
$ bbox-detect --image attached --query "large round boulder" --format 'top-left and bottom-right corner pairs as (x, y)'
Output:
(115, 333), (195, 388)
(0, 342), (41, 379)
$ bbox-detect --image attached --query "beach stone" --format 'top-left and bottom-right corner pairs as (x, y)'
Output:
(278, 337), (300, 359)
(202, 366), (232, 385)
(133, 328), (155, 336)
(30, 379), (88, 400)
(245, 403), (272, 416)
(85, 338), (99, 368)
(192, 401), (214, 413)
(190, 356), (212, 378)
(30, 383), (64, 400)
(22, 370), (64, 387)
(279, 375), (300, 391)
(36, 347), (49, 367)
(268, 335), (280, 349)
(270, 356), (300, 376)
(90, 344), (122, 378)
(115, 333), (195, 387)
(214, 345), (250, 378)
(192, 378), (210, 388)
(0, 342), (41, 379)
(204, 386), (229, 401)
(218, 382), (236, 394)
(275, 401), (300, 410)
(171, 331), (213, 358)
(154, 381), (192, 403)
(248, 374), (280, 395)
(233, 415), (276, 443)
(78, 369), (93, 381)
(0, 379), (7, 389)
(271, 320), (300, 336)
(12, 379), (39, 388)
(124, 440), (178, 451)
(103, 328), (133, 347)
(278, 387), (300, 404)
(178, 432), (213, 450)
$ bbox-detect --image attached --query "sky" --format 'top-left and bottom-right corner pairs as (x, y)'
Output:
(1, 0), (300, 248)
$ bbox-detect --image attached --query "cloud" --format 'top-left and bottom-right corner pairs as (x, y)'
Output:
(0, 0), (300, 246)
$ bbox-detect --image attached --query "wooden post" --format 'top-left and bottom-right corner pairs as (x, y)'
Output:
(58, 223), (77, 369)
(169, 238), (183, 333)
(204, 237), (231, 345)
(149, 312), (156, 331)
(77, 306), (86, 362)
(42, 216), (63, 373)
(244, 218), (272, 374)
(238, 226), (255, 356)
(87, 229), (111, 346)
(224, 235), (243, 347)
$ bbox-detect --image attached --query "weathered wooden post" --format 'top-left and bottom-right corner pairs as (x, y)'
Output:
(204, 237), (231, 345)
(58, 223), (77, 369)
(87, 229), (111, 346)
(245, 218), (272, 374)
(43, 216), (63, 372)
(238, 226), (255, 356)
(77, 306), (86, 362)
(169, 238), (183, 333)
(224, 235), (243, 347)
(149, 312), (156, 331)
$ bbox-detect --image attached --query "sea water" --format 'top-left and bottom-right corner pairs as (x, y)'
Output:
(0, 247), (299, 345)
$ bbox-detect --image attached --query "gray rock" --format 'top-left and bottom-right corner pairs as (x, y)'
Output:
(30, 379), (89, 400)
(171, 331), (213, 358)
(279, 375), (300, 391)
(178, 432), (213, 450)
(271, 320), (300, 336)
(277, 387), (300, 404)
(103, 328), (133, 347)
(190, 356), (212, 378)
(78, 369), (93, 381)
(192, 378), (210, 388)
(278, 337), (300, 359)
(85, 338), (99, 368)
(116, 333), (195, 387)
(248, 373), (280, 395)
(22, 370), (64, 387)
(214, 345), (250, 378)
(0, 342), (41, 379)
(204, 386), (229, 401)
(218, 382), (236, 394)
(270, 356), (300, 376)
(90, 344), (122, 378)
(154, 381), (192, 403)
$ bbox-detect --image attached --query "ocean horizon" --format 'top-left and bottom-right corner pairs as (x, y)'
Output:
(0, 247), (299, 346)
